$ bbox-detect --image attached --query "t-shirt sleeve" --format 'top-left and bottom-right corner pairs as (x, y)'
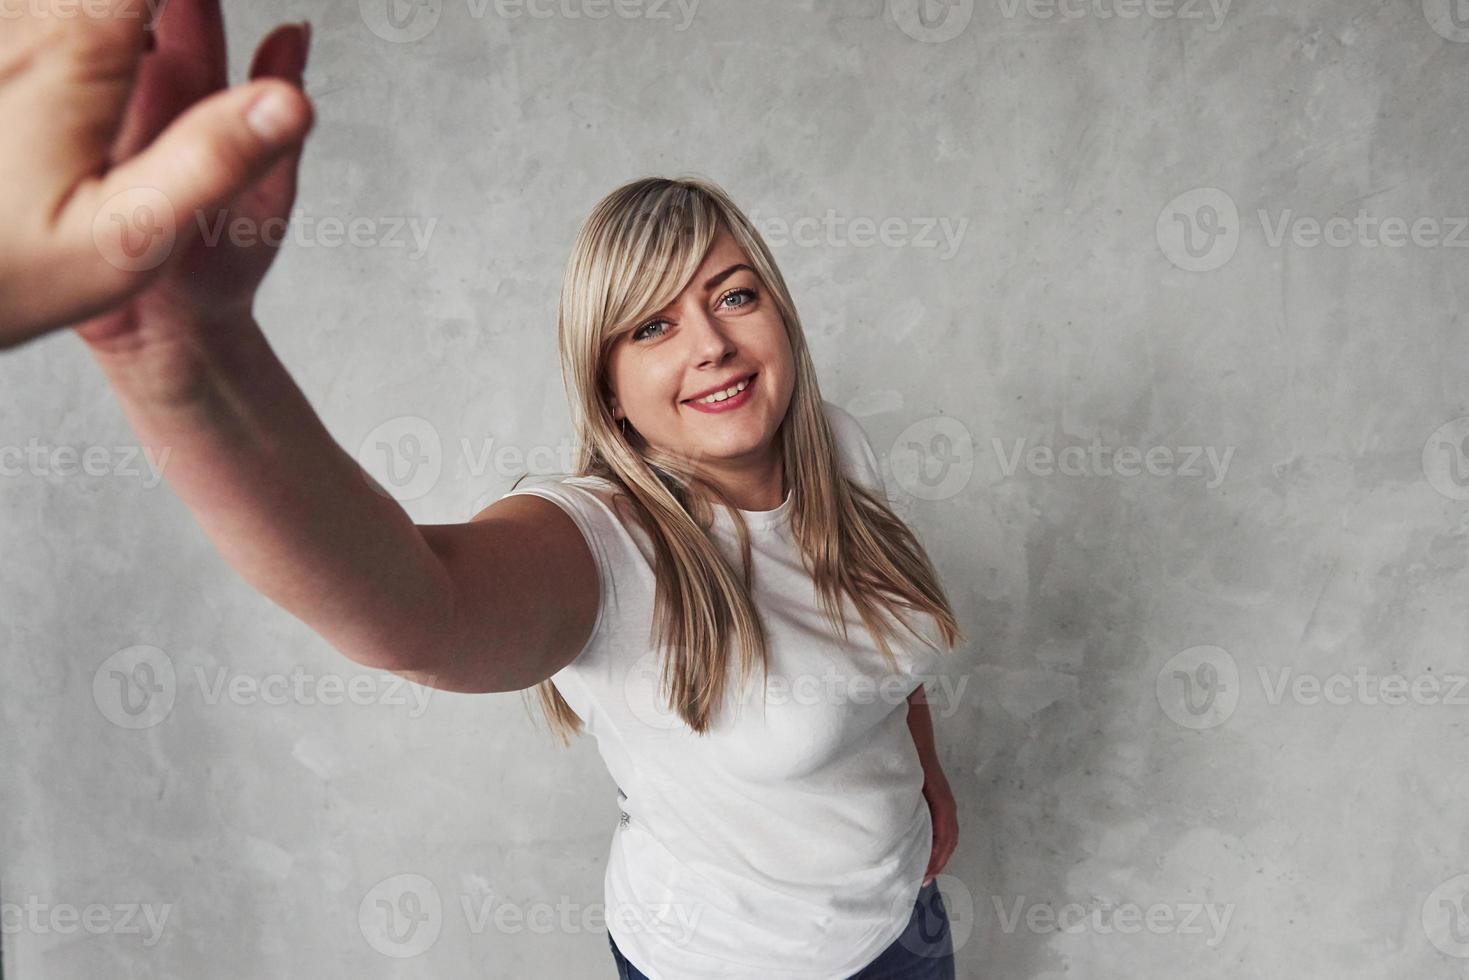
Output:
(823, 401), (885, 496)
(499, 478), (617, 668)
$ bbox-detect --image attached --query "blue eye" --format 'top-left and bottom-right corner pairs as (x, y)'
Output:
(632, 287), (758, 342)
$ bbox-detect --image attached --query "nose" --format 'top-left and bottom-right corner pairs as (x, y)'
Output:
(685, 306), (738, 368)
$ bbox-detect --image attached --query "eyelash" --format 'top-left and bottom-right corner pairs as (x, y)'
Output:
(631, 287), (757, 342)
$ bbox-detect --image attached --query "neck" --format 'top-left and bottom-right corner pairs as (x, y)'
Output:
(701, 452), (786, 511)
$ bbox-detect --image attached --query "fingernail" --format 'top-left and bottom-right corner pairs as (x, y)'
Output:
(246, 88), (298, 144)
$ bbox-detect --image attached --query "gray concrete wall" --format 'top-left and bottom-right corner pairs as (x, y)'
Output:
(4, 0), (1468, 977)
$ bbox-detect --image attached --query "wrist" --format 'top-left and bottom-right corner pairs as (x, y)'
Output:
(921, 763), (949, 791)
(87, 307), (268, 413)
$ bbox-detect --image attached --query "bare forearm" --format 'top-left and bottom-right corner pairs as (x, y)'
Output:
(86, 315), (454, 671)
(907, 687), (946, 786)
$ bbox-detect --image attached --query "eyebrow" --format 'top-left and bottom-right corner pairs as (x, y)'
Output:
(703, 263), (755, 292)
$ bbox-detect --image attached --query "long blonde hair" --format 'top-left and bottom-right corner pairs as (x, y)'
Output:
(521, 175), (964, 743)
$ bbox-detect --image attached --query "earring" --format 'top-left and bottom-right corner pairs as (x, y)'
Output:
(619, 416), (629, 438)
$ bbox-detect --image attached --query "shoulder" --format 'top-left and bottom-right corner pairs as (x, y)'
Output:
(503, 473), (626, 526)
(819, 400), (884, 495)
(501, 473), (650, 561)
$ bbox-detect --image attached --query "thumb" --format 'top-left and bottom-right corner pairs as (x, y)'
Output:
(74, 78), (314, 276)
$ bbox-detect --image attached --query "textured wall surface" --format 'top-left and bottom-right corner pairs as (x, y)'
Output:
(4, 1), (1469, 977)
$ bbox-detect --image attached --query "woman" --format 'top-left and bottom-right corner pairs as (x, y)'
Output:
(68, 9), (965, 977)
(500, 179), (967, 978)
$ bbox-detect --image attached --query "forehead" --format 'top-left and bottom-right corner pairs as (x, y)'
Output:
(677, 226), (749, 293)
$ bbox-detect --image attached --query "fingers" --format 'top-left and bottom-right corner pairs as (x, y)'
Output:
(3, 5), (148, 212)
(251, 21), (312, 83)
(245, 22), (312, 214)
(62, 78), (313, 306)
(150, 0), (229, 92)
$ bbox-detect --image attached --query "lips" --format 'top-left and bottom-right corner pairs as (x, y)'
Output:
(682, 372), (756, 404)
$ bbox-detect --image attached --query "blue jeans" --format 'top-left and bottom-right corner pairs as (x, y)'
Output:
(607, 879), (956, 979)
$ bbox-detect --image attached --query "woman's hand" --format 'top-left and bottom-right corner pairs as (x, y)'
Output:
(0, 0), (312, 352)
(921, 771), (959, 886)
(72, 5), (313, 365)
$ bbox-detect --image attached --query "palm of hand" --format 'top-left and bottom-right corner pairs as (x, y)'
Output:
(76, 13), (309, 349)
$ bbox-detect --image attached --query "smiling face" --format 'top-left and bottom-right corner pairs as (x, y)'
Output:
(604, 225), (794, 501)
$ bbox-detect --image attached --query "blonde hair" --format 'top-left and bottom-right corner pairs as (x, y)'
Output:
(520, 174), (964, 743)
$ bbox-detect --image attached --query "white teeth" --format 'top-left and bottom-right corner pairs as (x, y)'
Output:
(694, 377), (751, 404)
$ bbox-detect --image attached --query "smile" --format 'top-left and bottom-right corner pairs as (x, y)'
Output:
(683, 373), (757, 413)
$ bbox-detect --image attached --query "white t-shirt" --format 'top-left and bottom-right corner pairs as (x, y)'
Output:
(505, 400), (946, 979)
